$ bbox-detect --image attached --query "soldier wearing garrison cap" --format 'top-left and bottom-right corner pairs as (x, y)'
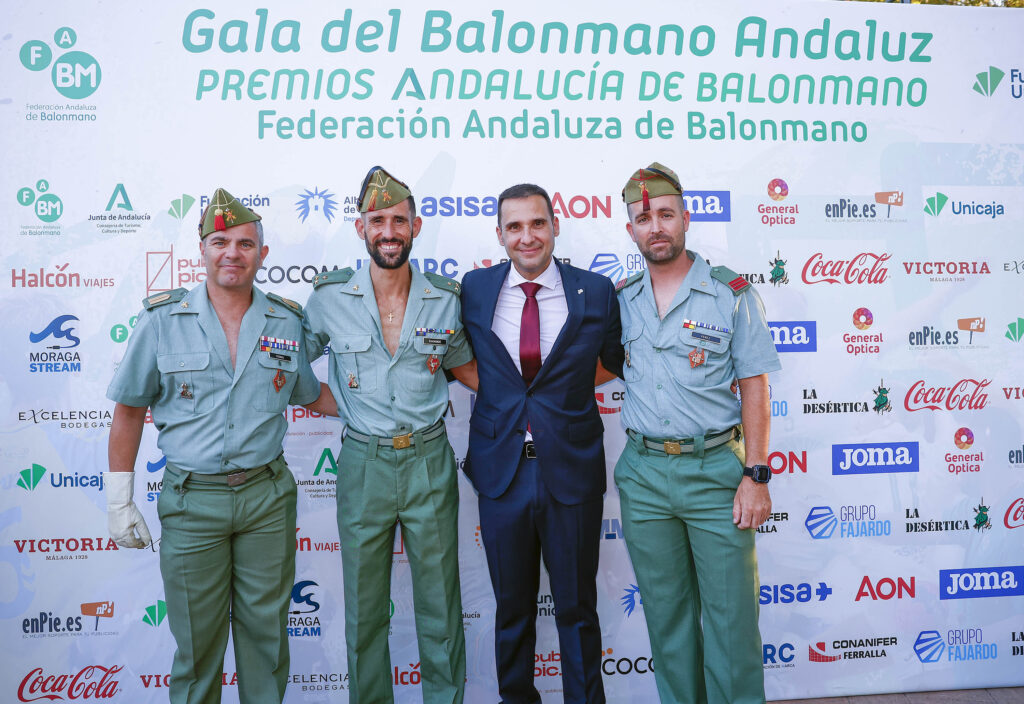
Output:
(614, 163), (780, 704)
(105, 188), (330, 704)
(303, 166), (476, 704)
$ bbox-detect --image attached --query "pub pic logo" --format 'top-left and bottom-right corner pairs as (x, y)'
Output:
(19, 26), (102, 100)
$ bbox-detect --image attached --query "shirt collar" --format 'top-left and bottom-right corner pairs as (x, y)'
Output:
(506, 258), (561, 291)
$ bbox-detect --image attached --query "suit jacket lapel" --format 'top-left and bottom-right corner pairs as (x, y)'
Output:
(482, 262), (526, 386)
(530, 260), (583, 388)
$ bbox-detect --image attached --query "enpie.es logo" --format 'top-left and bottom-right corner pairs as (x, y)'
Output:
(17, 179), (63, 224)
(142, 600), (167, 627)
(296, 187), (339, 223)
(19, 27), (101, 99)
(973, 66), (1004, 97)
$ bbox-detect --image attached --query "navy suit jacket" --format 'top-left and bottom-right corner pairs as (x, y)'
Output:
(461, 259), (624, 504)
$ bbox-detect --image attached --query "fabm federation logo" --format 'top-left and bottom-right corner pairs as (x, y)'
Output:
(17, 665), (122, 702)
(915, 628), (997, 664)
(759, 178), (799, 227)
(948, 427), (984, 475)
(805, 505), (890, 540)
(17, 179), (63, 226)
(939, 566), (1024, 600)
(801, 252), (890, 285)
(923, 191), (1005, 220)
(845, 308), (883, 356)
(973, 66), (1004, 97)
(19, 26), (102, 101)
(295, 187), (340, 224)
(904, 378), (991, 412)
(289, 580), (322, 637)
(831, 442), (919, 476)
(769, 322), (816, 353)
(808, 635), (896, 662)
(28, 315), (82, 374)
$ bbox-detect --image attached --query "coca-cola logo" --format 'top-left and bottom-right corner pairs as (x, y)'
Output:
(801, 252), (891, 285)
(18, 665), (121, 702)
(1005, 498), (1024, 529)
(904, 379), (991, 412)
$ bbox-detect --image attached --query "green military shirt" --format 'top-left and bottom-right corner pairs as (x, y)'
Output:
(303, 265), (473, 436)
(618, 250), (781, 438)
(107, 284), (321, 473)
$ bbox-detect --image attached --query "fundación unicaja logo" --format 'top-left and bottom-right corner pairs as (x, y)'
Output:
(972, 66), (1005, 97)
(1007, 317), (1024, 343)
(168, 194), (196, 222)
(923, 193), (948, 217)
(17, 464), (47, 491)
(19, 27), (101, 99)
(17, 179), (63, 223)
(142, 600), (167, 627)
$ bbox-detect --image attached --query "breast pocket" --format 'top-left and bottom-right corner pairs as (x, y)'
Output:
(332, 334), (376, 394)
(254, 353), (300, 412)
(411, 334), (449, 390)
(677, 326), (732, 386)
(157, 352), (210, 413)
(622, 323), (644, 382)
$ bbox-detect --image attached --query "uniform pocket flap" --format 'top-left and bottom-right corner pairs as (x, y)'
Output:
(257, 353), (299, 371)
(157, 352), (210, 372)
(332, 334), (372, 354)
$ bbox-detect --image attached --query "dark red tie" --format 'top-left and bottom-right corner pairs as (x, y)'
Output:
(519, 282), (542, 384)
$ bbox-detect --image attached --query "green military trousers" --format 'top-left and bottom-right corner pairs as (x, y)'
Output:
(614, 433), (766, 704)
(158, 457), (297, 704)
(337, 426), (466, 704)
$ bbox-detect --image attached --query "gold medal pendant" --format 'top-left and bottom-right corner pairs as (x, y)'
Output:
(688, 348), (706, 369)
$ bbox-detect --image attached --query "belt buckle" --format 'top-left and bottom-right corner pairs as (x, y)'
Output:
(524, 442), (537, 459)
(226, 470), (247, 487)
(663, 441), (682, 455)
(392, 433), (412, 449)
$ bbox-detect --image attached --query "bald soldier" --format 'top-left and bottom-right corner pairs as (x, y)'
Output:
(303, 166), (476, 704)
(105, 189), (329, 704)
(614, 164), (781, 704)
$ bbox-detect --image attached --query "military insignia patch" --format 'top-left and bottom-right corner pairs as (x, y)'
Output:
(427, 354), (441, 375)
(689, 348), (706, 368)
(348, 373), (359, 389)
(179, 382), (193, 399)
(273, 370), (286, 393)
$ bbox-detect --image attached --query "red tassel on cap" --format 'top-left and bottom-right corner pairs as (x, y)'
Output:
(214, 208), (226, 231)
(641, 183), (650, 212)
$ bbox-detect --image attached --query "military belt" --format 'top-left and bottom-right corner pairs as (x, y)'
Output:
(344, 418), (446, 450)
(627, 426), (738, 456)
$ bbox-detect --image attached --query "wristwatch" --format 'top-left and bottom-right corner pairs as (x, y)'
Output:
(743, 465), (772, 484)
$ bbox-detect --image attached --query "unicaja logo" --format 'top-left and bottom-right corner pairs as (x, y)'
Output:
(972, 66), (1004, 97)
(17, 464), (47, 490)
(142, 600), (167, 627)
(924, 192), (948, 216)
(168, 194), (196, 221)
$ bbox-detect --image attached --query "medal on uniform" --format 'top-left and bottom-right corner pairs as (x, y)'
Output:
(273, 369), (287, 392)
(179, 382), (193, 399)
(427, 354), (441, 375)
(625, 349), (631, 368)
(347, 373), (359, 389)
(689, 348), (706, 368)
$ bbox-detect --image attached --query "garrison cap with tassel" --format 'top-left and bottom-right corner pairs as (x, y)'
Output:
(198, 187), (261, 239)
(622, 162), (683, 212)
(357, 166), (412, 213)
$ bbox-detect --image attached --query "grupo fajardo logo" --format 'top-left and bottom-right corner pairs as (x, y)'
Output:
(948, 427), (985, 476)
(915, 628), (997, 664)
(17, 665), (122, 702)
(855, 575), (915, 601)
(831, 441), (919, 476)
(808, 635), (896, 662)
(823, 190), (905, 223)
(288, 580), (322, 637)
(904, 378), (990, 412)
(923, 191), (1005, 219)
(769, 321), (816, 352)
(759, 581), (832, 605)
(909, 317), (987, 349)
(589, 252), (646, 287)
(17, 179), (63, 233)
(845, 308), (883, 356)
(19, 26), (102, 109)
(759, 178), (799, 227)
(940, 566), (1024, 600)
(28, 314), (82, 374)
(805, 505), (890, 540)
(801, 251), (890, 285)
(1005, 498), (1024, 529)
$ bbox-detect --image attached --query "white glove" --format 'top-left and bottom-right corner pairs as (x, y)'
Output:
(105, 471), (153, 549)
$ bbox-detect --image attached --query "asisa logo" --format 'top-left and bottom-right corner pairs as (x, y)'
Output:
(831, 442), (919, 476)
(769, 321), (816, 352)
(939, 566), (1024, 600)
(904, 378), (991, 412)
(19, 27), (102, 101)
(915, 628), (997, 663)
(805, 505), (891, 539)
(759, 581), (832, 605)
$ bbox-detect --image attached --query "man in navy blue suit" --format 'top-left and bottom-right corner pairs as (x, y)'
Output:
(460, 184), (623, 704)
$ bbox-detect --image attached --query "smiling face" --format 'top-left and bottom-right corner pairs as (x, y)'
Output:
(626, 193), (690, 264)
(356, 198), (420, 270)
(496, 194), (559, 280)
(200, 221), (267, 293)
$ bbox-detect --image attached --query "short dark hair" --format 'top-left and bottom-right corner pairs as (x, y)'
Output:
(497, 183), (554, 228)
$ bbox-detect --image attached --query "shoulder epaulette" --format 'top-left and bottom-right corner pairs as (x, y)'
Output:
(615, 272), (644, 293)
(312, 267), (354, 289)
(710, 265), (750, 295)
(424, 271), (461, 295)
(267, 292), (303, 316)
(142, 288), (187, 310)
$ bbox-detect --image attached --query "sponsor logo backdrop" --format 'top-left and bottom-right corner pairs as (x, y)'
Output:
(2, 1), (1022, 701)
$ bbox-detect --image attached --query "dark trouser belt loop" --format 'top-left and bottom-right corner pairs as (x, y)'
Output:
(626, 426), (738, 456)
(344, 418), (446, 451)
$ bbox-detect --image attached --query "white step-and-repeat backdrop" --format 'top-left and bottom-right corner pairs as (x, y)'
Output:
(2, 1), (1023, 701)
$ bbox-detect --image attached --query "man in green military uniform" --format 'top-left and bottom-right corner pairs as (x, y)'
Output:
(303, 166), (475, 704)
(105, 188), (327, 704)
(614, 164), (781, 704)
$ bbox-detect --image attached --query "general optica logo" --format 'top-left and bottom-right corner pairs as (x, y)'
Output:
(939, 566), (1024, 600)
(20, 27), (102, 100)
(852, 308), (873, 330)
(760, 179), (798, 227)
(142, 600), (167, 627)
(832, 442), (919, 476)
(17, 464), (47, 491)
(296, 187), (338, 223)
(168, 194), (196, 221)
(621, 585), (642, 616)
(955, 427), (975, 450)
(17, 179), (63, 224)
(924, 192), (948, 216)
(767, 179), (788, 201)
(973, 66), (1005, 97)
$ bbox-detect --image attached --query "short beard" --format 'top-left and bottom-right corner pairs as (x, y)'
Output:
(637, 236), (686, 264)
(366, 238), (412, 269)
